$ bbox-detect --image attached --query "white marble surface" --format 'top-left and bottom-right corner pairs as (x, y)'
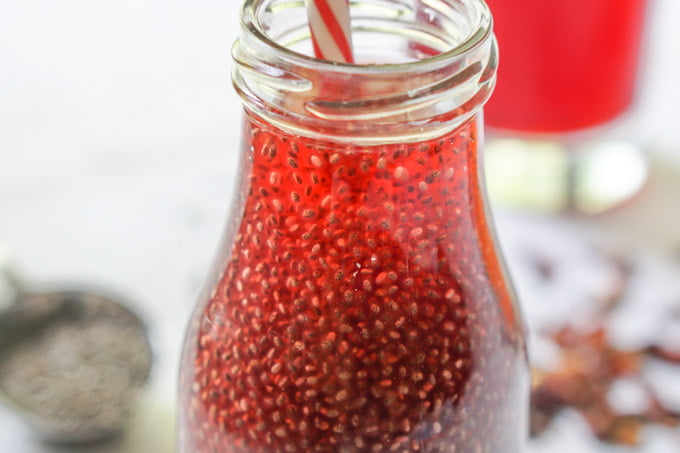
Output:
(1, 1), (679, 452)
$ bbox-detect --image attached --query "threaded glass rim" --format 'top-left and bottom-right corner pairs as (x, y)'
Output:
(240, 0), (493, 73)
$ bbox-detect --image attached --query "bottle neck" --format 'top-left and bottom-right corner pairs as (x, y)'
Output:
(241, 109), (487, 203)
(232, 0), (497, 145)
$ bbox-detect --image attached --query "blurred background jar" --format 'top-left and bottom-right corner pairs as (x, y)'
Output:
(483, 0), (650, 214)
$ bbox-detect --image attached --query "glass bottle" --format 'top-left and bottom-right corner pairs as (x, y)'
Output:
(178, 0), (528, 452)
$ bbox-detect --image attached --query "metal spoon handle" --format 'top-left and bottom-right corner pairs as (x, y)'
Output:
(0, 242), (26, 309)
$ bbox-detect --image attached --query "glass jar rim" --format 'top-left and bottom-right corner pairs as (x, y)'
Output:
(239, 0), (493, 73)
(234, 0), (497, 144)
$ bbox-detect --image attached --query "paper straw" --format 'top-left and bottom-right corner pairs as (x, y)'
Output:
(307, 0), (354, 63)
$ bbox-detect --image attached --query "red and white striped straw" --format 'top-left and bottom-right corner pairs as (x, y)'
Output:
(307, 0), (354, 63)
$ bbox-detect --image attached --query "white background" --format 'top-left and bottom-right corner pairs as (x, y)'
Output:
(1, 1), (679, 452)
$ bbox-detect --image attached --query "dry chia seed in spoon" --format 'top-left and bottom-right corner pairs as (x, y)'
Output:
(0, 290), (153, 443)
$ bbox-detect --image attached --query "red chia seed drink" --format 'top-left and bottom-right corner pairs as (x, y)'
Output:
(178, 1), (528, 452)
(485, 0), (648, 133)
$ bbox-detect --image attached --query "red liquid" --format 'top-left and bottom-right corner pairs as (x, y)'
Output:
(485, 0), (647, 132)
(179, 114), (527, 452)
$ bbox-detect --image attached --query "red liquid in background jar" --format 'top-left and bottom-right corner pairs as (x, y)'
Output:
(179, 113), (527, 452)
(485, 0), (647, 132)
